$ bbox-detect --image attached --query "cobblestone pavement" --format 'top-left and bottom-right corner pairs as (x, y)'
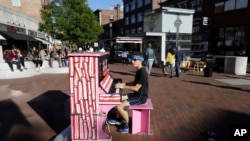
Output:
(0, 63), (249, 141)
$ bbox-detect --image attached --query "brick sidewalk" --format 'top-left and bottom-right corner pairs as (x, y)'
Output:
(0, 63), (249, 141)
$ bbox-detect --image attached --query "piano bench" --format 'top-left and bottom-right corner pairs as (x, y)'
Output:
(129, 98), (154, 135)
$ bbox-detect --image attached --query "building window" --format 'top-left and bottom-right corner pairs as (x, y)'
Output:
(125, 4), (129, 13)
(214, 2), (225, 14)
(125, 17), (129, 25)
(216, 26), (245, 48)
(137, 0), (143, 8)
(144, 0), (151, 5)
(137, 12), (143, 22)
(12, 0), (21, 6)
(236, 0), (248, 9)
(131, 28), (136, 34)
(225, 0), (236, 11)
(223, 0), (248, 12)
(131, 1), (136, 10)
(125, 29), (130, 35)
(131, 15), (135, 24)
(191, 0), (203, 12)
(137, 27), (142, 33)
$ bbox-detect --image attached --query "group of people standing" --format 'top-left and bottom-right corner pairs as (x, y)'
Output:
(143, 43), (184, 78)
(164, 45), (184, 78)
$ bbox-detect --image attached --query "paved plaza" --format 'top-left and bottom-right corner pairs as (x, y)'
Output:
(0, 63), (249, 141)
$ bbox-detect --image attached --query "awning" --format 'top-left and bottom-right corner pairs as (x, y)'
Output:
(0, 31), (37, 41)
(116, 37), (143, 43)
(35, 37), (51, 45)
(0, 34), (6, 40)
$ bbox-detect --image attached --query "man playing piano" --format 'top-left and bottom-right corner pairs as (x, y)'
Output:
(108, 55), (149, 133)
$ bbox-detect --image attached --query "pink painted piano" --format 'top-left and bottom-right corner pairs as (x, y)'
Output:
(68, 52), (121, 141)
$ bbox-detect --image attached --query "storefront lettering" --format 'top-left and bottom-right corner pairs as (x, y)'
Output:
(193, 35), (203, 41)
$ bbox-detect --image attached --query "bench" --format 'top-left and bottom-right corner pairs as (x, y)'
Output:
(129, 98), (153, 135)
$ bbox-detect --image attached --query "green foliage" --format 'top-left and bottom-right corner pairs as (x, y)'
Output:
(39, 0), (103, 47)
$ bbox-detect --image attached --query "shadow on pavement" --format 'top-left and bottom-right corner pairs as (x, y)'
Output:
(27, 90), (70, 134)
(183, 80), (250, 93)
(0, 99), (31, 141)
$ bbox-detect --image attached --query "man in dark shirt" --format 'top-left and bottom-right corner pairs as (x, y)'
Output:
(175, 45), (184, 77)
(108, 54), (148, 133)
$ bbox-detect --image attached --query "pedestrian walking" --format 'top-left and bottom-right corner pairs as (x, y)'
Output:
(165, 47), (175, 78)
(144, 43), (157, 75)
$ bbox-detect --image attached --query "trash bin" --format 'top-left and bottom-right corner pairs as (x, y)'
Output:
(204, 66), (213, 77)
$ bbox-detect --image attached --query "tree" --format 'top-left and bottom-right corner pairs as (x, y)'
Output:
(39, 0), (103, 47)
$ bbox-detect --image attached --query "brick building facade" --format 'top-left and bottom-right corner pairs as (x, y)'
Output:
(0, 0), (50, 52)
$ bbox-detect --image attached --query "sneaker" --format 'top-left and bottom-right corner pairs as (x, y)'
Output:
(107, 119), (122, 125)
(118, 124), (129, 133)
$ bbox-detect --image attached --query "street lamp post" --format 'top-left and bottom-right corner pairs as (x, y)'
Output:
(109, 22), (112, 48)
(174, 14), (182, 47)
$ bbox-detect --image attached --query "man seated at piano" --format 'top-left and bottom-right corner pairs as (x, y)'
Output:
(107, 54), (149, 133)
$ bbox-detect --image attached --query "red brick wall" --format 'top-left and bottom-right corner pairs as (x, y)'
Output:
(98, 4), (123, 25)
(0, 0), (43, 21)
